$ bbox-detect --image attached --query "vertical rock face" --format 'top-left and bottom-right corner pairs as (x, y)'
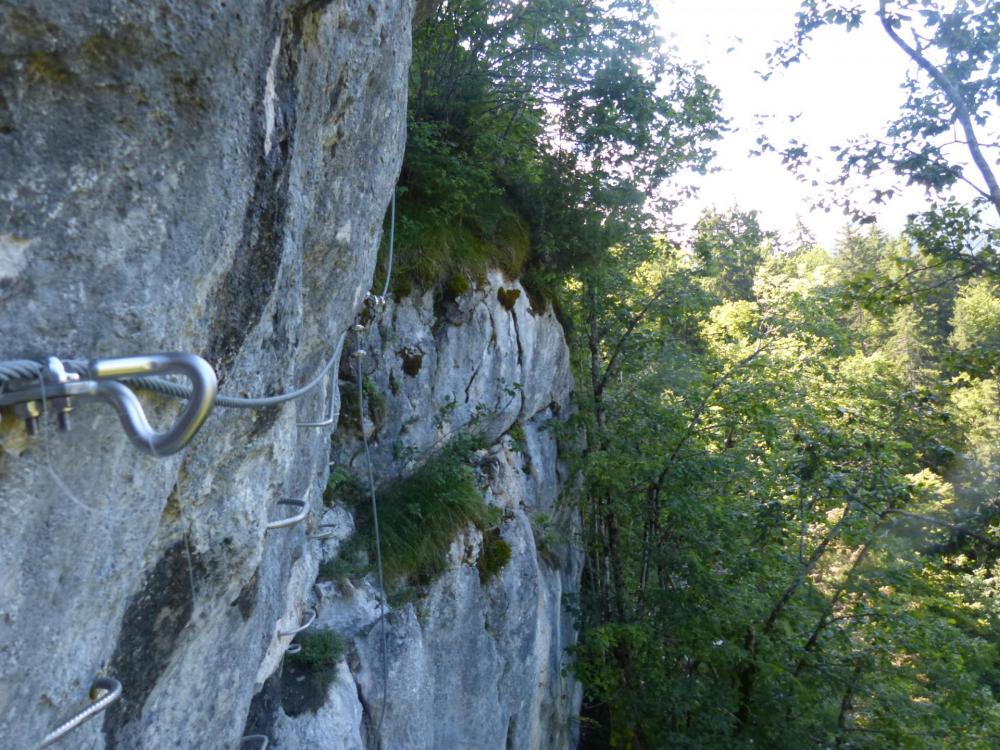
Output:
(0, 1), (411, 748)
(262, 273), (583, 749)
(0, 4), (582, 750)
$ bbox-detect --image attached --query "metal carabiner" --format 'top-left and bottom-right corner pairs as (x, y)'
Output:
(0, 353), (217, 456)
(89, 353), (217, 455)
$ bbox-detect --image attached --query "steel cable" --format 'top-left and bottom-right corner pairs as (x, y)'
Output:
(0, 341), (342, 411)
(380, 189), (396, 299)
(354, 326), (389, 747)
(38, 677), (121, 748)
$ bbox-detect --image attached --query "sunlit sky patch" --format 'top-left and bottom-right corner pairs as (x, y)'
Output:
(654, 0), (968, 249)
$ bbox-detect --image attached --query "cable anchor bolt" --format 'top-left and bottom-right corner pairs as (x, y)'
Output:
(13, 399), (42, 436)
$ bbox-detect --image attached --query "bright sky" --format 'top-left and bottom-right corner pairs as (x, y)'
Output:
(654, 0), (940, 249)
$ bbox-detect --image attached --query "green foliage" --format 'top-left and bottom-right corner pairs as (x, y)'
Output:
(507, 423), (526, 453)
(338, 377), (385, 435)
(384, 0), (724, 296)
(324, 467), (365, 509)
(952, 278), (1000, 373)
(287, 630), (346, 673)
(317, 534), (368, 583)
(530, 511), (562, 568)
(376, 1), (1000, 747)
(691, 208), (777, 302)
(353, 439), (500, 585)
(567, 210), (1000, 748)
(477, 529), (512, 583)
(282, 630), (346, 716)
(496, 286), (521, 311)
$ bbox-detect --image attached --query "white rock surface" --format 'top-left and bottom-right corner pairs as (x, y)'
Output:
(268, 274), (582, 749)
(0, 1), (411, 748)
(1, 5), (582, 749)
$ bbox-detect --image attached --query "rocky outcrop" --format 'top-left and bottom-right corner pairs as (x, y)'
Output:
(261, 272), (583, 749)
(0, 2), (411, 748)
(1, 4), (582, 749)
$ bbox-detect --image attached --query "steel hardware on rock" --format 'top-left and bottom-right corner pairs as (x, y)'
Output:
(0, 353), (217, 456)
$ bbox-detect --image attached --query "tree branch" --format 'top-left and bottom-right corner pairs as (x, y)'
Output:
(878, 0), (1000, 218)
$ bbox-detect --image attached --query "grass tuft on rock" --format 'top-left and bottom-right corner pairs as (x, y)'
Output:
(354, 439), (499, 583)
(287, 630), (345, 673)
(477, 529), (513, 583)
(282, 630), (346, 716)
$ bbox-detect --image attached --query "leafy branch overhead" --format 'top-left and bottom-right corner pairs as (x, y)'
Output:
(766, 0), (999, 271)
(389, 0), (725, 295)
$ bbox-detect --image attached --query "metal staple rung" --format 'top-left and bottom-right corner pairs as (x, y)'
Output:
(278, 607), (317, 638)
(240, 735), (269, 750)
(297, 412), (340, 427)
(38, 677), (122, 749)
(297, 371), (339, 427)
(309, 523), (338, 540)
(265, 498), (309, 530)
(286, 643), (302, 655)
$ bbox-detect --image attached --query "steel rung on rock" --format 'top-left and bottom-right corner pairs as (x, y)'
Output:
(278, 607), (317, 638)
(265, 498), (309, 530)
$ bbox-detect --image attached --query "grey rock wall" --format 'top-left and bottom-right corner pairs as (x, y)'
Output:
(0, 4), (582, 749)
(260, 273), (583, 750)
(0, 1), (411, 748)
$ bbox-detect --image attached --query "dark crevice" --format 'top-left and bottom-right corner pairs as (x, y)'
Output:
(205, 0), (331, 382)
(398, 346), (424, 377)
(243, 670), (282, 742)
(511, 309), (524, 367)
(506, 715), (517, 750)
(102, 540), (200, 747)
(204, 36), (295, 379)
(464, 361), (482, 403)
(231, 566), (261, 621)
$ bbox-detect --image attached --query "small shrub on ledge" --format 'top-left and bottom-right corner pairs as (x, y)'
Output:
(282, 630), (346, 716)
(354, 437), (500, 585)
(477, 528), (513, 583)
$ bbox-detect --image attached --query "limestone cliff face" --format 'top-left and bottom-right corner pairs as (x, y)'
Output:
(252, 273), (582, 749)
(0, 2), (411, 747)
(0, 3), (581, 749)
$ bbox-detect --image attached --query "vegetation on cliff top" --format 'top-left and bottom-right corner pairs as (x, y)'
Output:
(377, 0), (723, 300)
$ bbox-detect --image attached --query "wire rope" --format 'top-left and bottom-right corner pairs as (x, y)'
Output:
(354, 326), (388, 747)
(380, 189), (395, 299)
(0, 339), (343, 410)
(38, 677), (122, 748)
(124, 342), (342, 409)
